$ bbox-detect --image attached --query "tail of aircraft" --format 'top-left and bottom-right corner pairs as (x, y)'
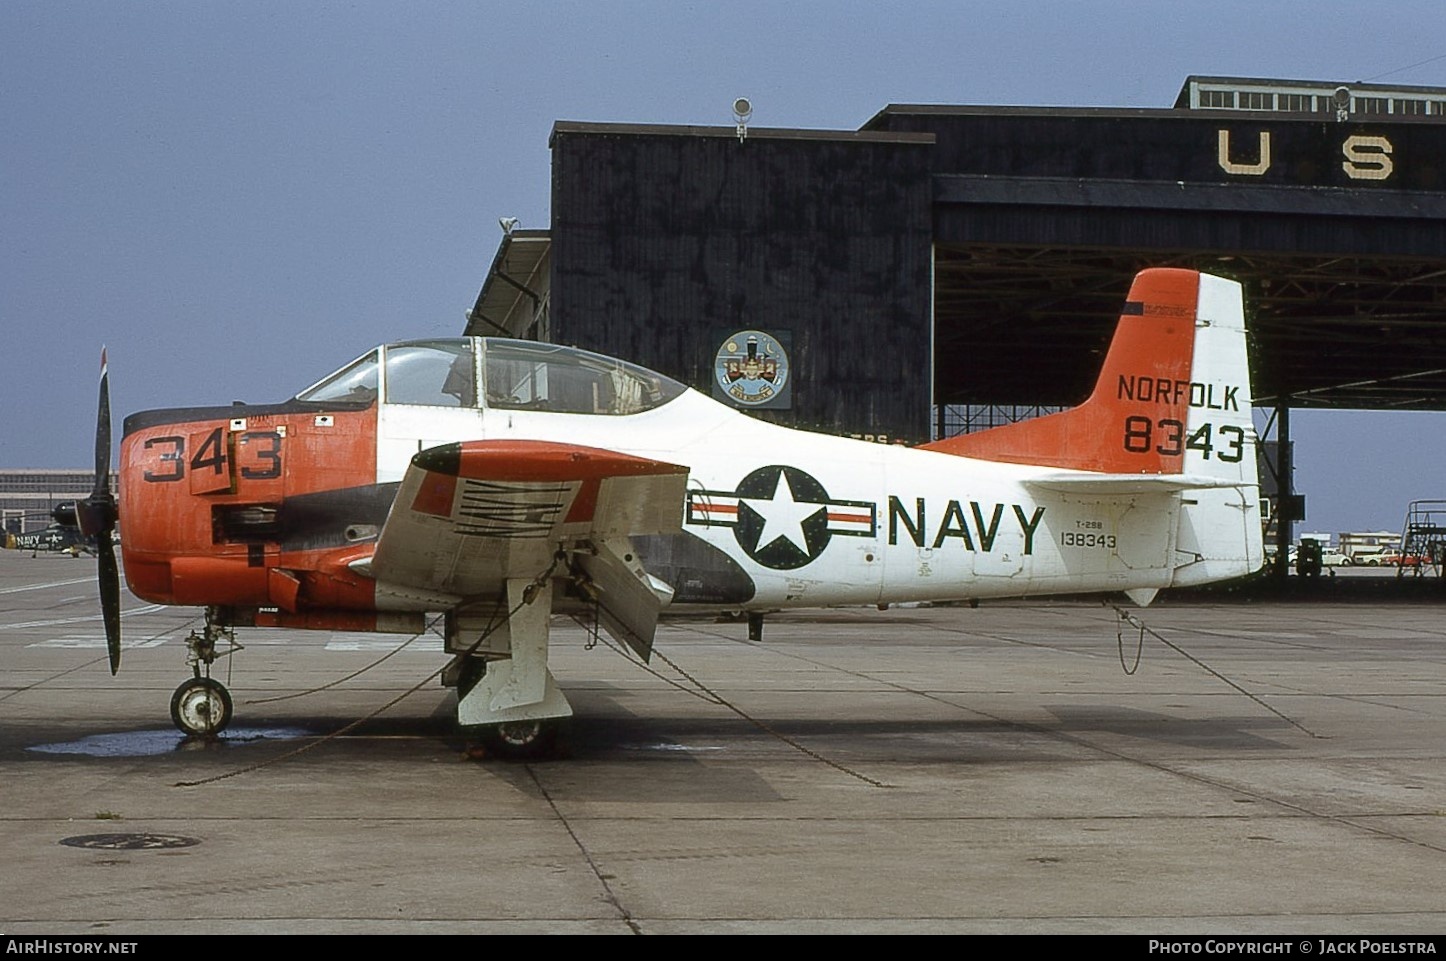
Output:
(923, 267), (1263, 587)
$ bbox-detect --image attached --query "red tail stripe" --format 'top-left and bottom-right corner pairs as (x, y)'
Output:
(920, 268), (1199, 474)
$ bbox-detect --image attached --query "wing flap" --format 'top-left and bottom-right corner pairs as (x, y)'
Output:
(370, 440), (688, 602)
(575, 536), (676, 661)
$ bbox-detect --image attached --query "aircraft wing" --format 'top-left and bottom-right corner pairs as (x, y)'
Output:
(367, 439), (689, 658)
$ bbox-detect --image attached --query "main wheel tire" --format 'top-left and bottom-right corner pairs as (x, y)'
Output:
(170, 677), (233, 736)
(480, 718), (558, 760)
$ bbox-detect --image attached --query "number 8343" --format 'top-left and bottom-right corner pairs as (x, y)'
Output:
(1123, 417), (1244, 462)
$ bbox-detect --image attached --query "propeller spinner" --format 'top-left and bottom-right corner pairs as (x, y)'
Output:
(75, 348), (121, 674)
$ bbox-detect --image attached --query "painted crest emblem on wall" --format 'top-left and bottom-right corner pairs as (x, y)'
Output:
(713, 330), (791, 408)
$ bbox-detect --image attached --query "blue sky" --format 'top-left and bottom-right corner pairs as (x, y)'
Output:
(2, 1), (1442, 536)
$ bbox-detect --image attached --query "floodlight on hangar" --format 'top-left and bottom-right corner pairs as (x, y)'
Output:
(1333, 85), (1352, 121)
(733, 97), (752, 142)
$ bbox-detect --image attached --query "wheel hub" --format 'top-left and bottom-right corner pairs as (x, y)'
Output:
(495, 720), (543, 747)
(170, 677), (233, 736)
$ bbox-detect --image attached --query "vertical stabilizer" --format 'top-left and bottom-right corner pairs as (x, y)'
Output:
(923, 268), (1262, 583)
(922, 268), (1204, 473)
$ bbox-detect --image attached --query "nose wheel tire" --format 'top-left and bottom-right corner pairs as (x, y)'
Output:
(170, 677), (234, 736)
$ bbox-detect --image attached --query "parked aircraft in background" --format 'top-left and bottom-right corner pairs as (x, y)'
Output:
(3, 525), (89, 556)
(3, 504), (94, 556)
(76, 268), (1262, 755)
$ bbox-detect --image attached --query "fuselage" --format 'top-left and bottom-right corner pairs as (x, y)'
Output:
(4, 526), (87, 553)
(118, 336), (1250, 624)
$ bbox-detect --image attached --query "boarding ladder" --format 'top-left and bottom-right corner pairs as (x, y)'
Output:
(1397, 500), (1446, 578)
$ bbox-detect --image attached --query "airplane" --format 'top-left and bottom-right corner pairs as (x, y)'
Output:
(3, 504), (95, 556)
(74, 268), (1263, 756)
(4, 525), (86, 555)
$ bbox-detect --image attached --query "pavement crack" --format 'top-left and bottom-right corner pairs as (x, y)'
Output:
(525, 765), (641, 934)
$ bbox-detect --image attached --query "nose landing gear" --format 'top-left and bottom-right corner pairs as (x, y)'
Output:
(170, 607), (242, 737)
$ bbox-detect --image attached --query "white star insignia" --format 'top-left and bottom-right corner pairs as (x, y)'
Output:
(743, 471), (823, 555)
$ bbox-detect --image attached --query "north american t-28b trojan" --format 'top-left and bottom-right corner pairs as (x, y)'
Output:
(75, 268), (1262, 755)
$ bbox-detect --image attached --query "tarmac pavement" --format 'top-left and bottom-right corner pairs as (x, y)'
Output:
(2, 550), (1444, 934)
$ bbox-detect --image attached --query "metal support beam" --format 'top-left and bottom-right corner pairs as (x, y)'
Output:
(1274, 400), (1293, 579)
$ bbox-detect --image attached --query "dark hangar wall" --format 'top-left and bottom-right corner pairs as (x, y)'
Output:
(867, 107), (1446, 256)
(549, 123), (936, 442)
(871, 106), (1446, 189)
(532, 105), (1446, 428)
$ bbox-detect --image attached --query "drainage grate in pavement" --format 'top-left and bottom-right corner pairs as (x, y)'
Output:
(59, 833), (202, 850)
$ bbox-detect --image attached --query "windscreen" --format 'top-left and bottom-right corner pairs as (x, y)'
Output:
(294, 350), (379, 405)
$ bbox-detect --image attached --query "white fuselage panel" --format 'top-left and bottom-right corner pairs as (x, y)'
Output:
(371, 391), (1191, 608)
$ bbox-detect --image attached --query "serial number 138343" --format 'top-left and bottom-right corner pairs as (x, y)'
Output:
(1060, 531), (1116, 549)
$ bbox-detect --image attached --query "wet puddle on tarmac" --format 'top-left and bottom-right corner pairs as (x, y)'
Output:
(28, 727), (313, 758)
(625, 742), (725, 753)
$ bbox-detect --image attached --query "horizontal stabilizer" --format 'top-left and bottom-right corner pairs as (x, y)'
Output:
(1023, 472), (1249, 495)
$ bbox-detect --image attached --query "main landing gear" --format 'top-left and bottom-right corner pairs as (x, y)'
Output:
(450, 653), (566, 760)
(170, 607), (240, 737)
(478, 718), (561, 760)
(446, 574), (575, 761)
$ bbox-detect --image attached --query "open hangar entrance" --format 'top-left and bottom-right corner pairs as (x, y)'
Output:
(925, 243), (1446, 571)
(471, 78), (1446, 574)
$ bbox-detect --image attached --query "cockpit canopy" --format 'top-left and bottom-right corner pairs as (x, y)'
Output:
(294, 338), (688, 416)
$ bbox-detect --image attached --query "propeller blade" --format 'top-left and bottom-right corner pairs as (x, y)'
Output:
(98, 536), (121, 675)
(85, 347), (122, 674)
(94, 348), (111, 497)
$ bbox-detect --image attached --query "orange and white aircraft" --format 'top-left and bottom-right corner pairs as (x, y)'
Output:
(77, 268), (1262, 755)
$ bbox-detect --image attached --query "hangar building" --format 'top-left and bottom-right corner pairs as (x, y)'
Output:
(468, 77), (1446, 559)
(1, 470), (114, 535)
